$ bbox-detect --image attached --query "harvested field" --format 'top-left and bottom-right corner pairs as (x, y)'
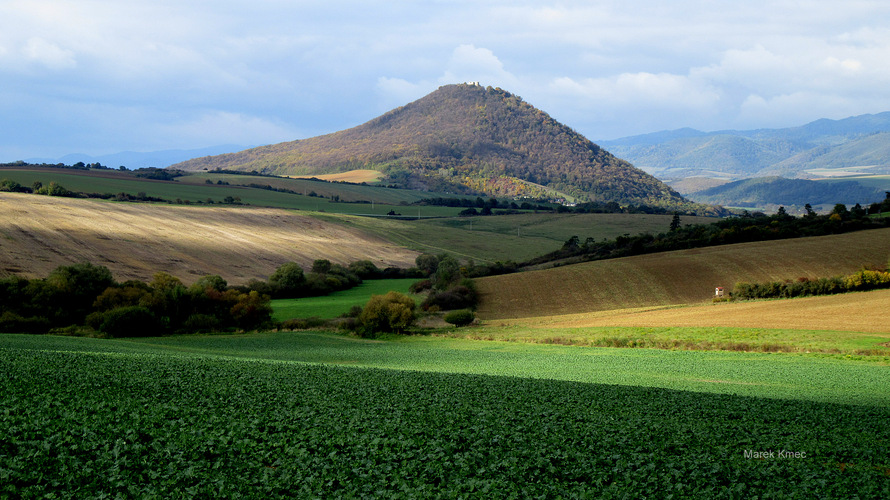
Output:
(0, 193), (417, 284)
(476, 228), (890, 319)
(291, 169), (383, 183)
(494, 288), (890, 334)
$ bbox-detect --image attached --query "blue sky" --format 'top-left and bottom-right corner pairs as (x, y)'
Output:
(2, 0), (890, 161)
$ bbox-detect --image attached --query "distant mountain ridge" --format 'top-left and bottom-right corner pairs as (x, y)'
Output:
(688, 176), (884, 209)
(172, 84), (686, 207)
(25, 145), (249, 170)
(599, 112), (890, 180)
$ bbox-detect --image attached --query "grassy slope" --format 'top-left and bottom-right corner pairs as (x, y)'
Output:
(0, 193), (417, 284)
(0, 168), (467, 216)
(178, 171), (474, 207)
(319, 212), (719, 263)
(271, 279), (418, 320)
(453, 289), (890, 355)
(476, 228), (890, 319)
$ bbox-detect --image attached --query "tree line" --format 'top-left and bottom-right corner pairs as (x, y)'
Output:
(524, 199), (890, 269)
(0, 263), (271, 337)
(0, 255), (485, 338)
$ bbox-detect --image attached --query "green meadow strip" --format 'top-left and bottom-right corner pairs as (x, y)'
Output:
(271, 279), (418, 321)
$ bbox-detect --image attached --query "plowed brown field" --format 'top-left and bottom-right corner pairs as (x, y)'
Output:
(476, 228), (890, 320)
(0, 193), (417, 284)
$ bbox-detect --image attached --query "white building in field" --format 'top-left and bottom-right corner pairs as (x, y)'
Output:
(715, 287), (725, 297)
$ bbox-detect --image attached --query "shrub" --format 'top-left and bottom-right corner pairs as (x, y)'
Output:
(422, 280), (478, 311)
(408, 279), (432, 293)
(348, 260), (382, 279)
(230, 291), (273, 330)
(443, 309), (475, 327)
(844, 269), (890, 291)
(0, 312), (51, 334)
(343, 305), (363, 318)
(281, 317), (327, 330)
(357, 292), (416, 337)
(97, 306), (161, 337)
(183, 314), (221, 332)
(269, 262), (306, 298)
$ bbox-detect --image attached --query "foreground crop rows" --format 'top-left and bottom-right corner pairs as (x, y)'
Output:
(2, 337), (889, 497)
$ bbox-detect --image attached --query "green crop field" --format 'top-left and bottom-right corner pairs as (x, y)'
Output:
(180, 172), (477, 206)
(2, 333), (888, 497)
(0, 168), (465, 217)
(320, 212), (720, 263)
(271, 279), (418, 320)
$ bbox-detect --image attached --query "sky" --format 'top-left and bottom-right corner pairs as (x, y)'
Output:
(2, 0), (890, 161)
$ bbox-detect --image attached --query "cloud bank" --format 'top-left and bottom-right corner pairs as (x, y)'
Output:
(2, 0), (890, 160)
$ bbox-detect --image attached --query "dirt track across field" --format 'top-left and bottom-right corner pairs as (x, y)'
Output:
(0, 193), (417, 284)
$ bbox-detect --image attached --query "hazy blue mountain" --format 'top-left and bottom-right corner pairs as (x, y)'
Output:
(25, 145), (250, 170)
(685, 176), (883, 208)
(599, 112), (890, 180)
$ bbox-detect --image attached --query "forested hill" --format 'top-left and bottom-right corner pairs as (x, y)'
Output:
(172, 84), (686, 207)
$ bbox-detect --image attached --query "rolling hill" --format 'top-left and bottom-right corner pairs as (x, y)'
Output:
(600, 112), (890, 181)
(0, 193), (417, 284)
(172, 83), (686, 207)
(686, 176), (884, 208)
(475, 227), (890, 319)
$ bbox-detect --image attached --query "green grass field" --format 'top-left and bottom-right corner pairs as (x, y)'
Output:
(180, 172), (477, 205)
(271, 279), (418, 320)
(2, 333), (888, 497)
(0, 168), (466, 217)
(319, 212), (720, 263)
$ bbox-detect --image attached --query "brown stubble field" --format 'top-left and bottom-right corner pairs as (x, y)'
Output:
(0, 193), (417, 284)
(495, 288), (890, 334)
(476, 227), (890, 320)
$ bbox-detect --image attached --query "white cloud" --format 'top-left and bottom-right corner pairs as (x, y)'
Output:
(550, 72), (721, 110)
(438, 44), (518, 88)
(156, 111), (299, 148)
(376, 44), (520, 111)
(375, 77), (430, 109)
(5, 0), (890, 157)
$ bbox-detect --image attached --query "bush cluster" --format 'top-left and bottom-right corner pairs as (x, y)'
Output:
(409, 254), (481, 313)
(732, 268), (890, 300)
(0, 264), (273, 337)
(245, 259), (419, 300)
(443, 309), (475, 326)
(356, 292), (416, 337)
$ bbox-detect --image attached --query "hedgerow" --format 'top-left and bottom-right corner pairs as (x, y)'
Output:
(733, 268), (890, 300)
